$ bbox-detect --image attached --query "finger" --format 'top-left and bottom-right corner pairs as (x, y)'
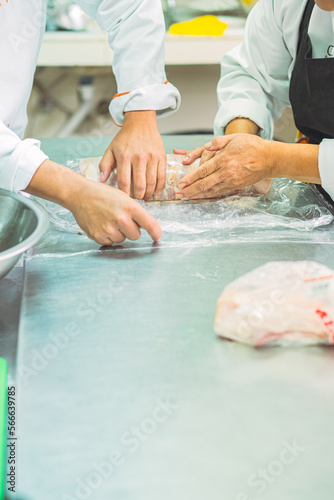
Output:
(133, 204), (162, 242)
(99, 240), (114, 247)
(144, 158), (158, 201)
(173, 148), (190, 155)
(199, 149), (216, 167)
(117, 219), (141, 241)
(204, 135), (235, 152)
(132, 157), (147, 200)
(177, 167), (224, 200)
(185, 178), (246, 200)
(156, 154), (167, 196)
(186, 183), (230, 200)
(182, 147), (205, 164)
(99, 148), (116, 183)
(117, 157), (132, 196)
(178, 156), (220, 188)
(88, 234), (114, 246)
(106, 228), (126, 244)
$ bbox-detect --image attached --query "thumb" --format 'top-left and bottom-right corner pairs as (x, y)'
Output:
(99, 148), (116, 183)
(204, 135), (235, 151)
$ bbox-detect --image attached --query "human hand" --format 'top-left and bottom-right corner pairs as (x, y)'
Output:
(26, 159), (162, 245)
(99, 111), (167, 201)
(69, 179), (162, 245)
(176, 134), (274, 200)
(173, 147), (216, 167)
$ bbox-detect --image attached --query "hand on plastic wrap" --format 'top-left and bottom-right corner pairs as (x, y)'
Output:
(80, 154), (200, 201)
(173, 146), (216, 167)
(25, 159), (162, 245)
(176, 134), (274, 200)
(69, 181), (162, 245)
(79, 152), (272, 202)
(99, 111), (167, 201)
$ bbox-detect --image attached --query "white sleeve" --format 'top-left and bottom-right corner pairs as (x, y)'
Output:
(214, 0), (292, 139)
(75, 0), (181, 126)
(0, 122), (48, 193)
(319, 140), (334, 201)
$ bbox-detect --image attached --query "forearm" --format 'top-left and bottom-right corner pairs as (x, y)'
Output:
(123, 110), (157, 127)
(24, 159), (87, 210)
(225, 118), (259, 135)
(268, 141), (320, 183)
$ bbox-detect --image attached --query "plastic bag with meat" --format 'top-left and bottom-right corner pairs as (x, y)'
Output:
(214, 261), (334, 347)
(78, 155), (272, 202)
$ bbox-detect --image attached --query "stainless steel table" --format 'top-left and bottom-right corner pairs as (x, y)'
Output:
(5, 137), (334, 500)
(0, 266), (23, 383)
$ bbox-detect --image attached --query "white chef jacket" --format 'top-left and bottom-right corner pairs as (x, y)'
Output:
(214, 0), (334, 199)
(0, 0), (180, 193)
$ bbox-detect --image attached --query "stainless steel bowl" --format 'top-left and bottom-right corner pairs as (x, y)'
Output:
(0, 189), (49, 279)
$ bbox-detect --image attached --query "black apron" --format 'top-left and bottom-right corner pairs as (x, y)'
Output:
(289, 0), (334, 204)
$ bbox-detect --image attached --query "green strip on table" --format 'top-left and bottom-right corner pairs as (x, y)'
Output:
(0, 359), (7, 500)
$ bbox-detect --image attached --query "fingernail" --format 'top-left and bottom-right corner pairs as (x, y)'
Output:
(184, 155), (190, 162)
(204, 141), (213, 149)
(178, 181), (187, 187)
(176, 193), (184, 200)
(100, 172), (104, 181)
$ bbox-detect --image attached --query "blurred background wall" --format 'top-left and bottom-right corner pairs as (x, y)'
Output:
(26, 0), (296, 142)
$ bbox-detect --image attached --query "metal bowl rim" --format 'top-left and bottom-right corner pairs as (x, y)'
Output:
(0, 188), (49, 262)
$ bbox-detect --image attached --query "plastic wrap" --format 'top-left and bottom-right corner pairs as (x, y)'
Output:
(78, 154), (272, 201)
(33, 158), (334, 245)
(214, 260), (334, 347)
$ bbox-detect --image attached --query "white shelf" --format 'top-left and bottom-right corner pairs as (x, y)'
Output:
(37, 29), (243, 67)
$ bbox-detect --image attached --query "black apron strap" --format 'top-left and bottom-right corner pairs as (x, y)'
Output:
(289, 0), (334, 205)
(296, 0), (315, 54)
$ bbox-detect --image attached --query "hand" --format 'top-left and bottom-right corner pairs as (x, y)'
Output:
(173, 147), (216, 167)
(26, 160), (162, 245)
(69, 180), (162, 245)
(176, 134), (274, 200)
(173, 117), (259, 166)
(99, 111), (167, 201)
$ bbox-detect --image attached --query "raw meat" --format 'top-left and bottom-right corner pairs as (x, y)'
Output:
(214, 261), (334, 347)
(78, 155), (272, 202)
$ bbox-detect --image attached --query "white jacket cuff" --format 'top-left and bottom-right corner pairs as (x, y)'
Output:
(214, 98), (274, 140)
(319, 139), (334, 201)
(10, 139), (48, 193)
(109, 82), (181, 126)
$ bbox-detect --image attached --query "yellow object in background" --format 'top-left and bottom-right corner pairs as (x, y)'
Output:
(168, 15), (229, 37)
(296, 130), (309, 144)
(240, 0), (258, 13)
